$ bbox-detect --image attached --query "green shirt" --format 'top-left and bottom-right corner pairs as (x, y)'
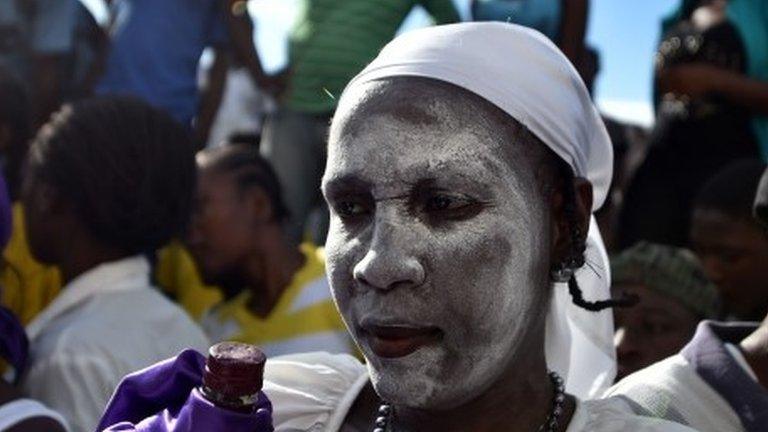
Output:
(285, 0), (460, 113)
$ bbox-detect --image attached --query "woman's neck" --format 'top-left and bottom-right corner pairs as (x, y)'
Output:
(245, 233), (305, 318)
(59, 240), (128, 285)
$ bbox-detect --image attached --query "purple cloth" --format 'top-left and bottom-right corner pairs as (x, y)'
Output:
(0, 172), (12, 250)
(0, 172), (23, 382)
(681, 321), (768, 432)
(96, 349), (273, 432)
(0, 306), (28, 382)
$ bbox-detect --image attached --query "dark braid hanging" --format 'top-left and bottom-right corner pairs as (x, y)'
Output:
(558, 162), (638, 312)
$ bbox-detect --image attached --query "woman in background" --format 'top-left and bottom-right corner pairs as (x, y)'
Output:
(0, 170), (66, 432)
(20, 97), (209, 432)
(619, 0), (768, 248)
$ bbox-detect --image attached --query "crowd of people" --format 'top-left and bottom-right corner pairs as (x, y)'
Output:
(0, 0), (766, 431)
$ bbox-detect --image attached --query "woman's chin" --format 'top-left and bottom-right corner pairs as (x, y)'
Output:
(365, 348), (474, 410)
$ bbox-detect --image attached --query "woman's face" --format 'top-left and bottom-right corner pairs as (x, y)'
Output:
(322, 80), (552, 409)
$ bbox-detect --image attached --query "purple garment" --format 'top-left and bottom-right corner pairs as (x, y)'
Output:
(681, 321), (768, 432)
(0, 171), (24, 382)
(0, 306), (28, 382)
(0, 172), (12, 249)
(97, 349), (273, 432)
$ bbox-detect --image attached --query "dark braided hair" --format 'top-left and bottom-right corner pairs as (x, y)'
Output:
(554, 158), (639, 312)
(27, 96), (196, 255)
(0, 66), (31, 200)
(199, 143), (289, 223)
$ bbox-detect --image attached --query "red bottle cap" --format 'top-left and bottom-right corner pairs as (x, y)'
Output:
(202, 342), (267, 403)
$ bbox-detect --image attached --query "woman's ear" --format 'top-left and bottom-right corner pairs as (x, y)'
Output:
(246, 187), (274, 224)
(550, 177), (592, 266)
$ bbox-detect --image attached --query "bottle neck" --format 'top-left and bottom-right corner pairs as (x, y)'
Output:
(200, 385), (259, 413)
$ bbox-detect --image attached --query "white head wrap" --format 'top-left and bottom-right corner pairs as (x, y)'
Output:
(343, 22), (616, 398)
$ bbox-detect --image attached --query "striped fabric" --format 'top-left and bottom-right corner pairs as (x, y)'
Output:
(201, 243), (355, 357)
(284, 0), (460, 113)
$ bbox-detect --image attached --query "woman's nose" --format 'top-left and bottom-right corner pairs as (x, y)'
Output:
(353, 215), (425, 291)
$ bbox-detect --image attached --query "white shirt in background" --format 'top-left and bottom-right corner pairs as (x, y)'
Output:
(21, 256), (210, 432)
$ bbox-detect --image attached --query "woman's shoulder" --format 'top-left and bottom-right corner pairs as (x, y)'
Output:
(575, 397), (700, 432)
(263, 352), (369, 431)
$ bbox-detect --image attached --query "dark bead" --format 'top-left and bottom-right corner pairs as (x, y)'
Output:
(375, 417), (388, 427)
(373, 428), (385, 432)
(379, 405), (392, 415)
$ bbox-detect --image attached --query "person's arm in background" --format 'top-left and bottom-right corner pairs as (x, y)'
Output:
(77, 8), (111, 98)
(659, 65), (768, 116)
(195, 46), (229, 147)
(421, 0), (461, 24)
(195, 0), (237, 147)
(559, 0), (589, 66)
(30, 0), (80, 126)
(226, 0), (288, 96)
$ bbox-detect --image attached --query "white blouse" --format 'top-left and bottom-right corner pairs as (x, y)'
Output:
(22, 256), (210, 432)
(263, 352), (698, 432)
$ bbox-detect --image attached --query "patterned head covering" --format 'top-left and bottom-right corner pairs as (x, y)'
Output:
(612, 242), (720, 319)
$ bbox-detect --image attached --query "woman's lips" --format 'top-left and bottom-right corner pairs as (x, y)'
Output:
(362, 324), (442, 358)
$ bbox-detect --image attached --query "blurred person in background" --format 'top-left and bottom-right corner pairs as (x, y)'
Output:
(261, 0), (460, 245)
(20, 97), (209, 432)
(619, 0), (768, 249)
(611, 242), (720, 381)
(690, 159), (768, 321)
(205, 0), (280, 148)
(0, 65), (61, 327)
(0, 170), (66, 432)
(188, 144), (354, 357)
(0, 0), (80, 125)
(91, 0), (263, 144)
(605, 166), (768, 432)
(0, 63), (222, 328)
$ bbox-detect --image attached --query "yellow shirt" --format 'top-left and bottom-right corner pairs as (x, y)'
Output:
(0, 204), (61, 325)
(1, 204), (221, 324)
(155, 241), (222, 320)
(201, 243), (354, 357)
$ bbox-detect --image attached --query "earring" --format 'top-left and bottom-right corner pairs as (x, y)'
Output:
(550, 261), (574, 283)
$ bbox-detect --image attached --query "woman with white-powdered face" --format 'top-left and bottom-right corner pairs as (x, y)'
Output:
(262, 23), (696, 432)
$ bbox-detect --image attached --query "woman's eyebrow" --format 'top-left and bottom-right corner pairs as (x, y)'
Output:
(322, 174), (371, 196)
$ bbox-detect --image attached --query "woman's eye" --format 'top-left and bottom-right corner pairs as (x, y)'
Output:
(424, 193), (472, 212)
(336, 201), (368, 218)
(419, 192), (484, 223)
(425, 194), (455, 211)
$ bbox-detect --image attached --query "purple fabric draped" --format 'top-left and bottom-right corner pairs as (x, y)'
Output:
(0, 306), (28, 382)
(96, 349), (273, 432)
(0, 172), (11, 249)
(0, 171), (25, 382)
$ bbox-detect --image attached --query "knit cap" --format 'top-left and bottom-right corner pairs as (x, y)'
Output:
(611, 242), (720, 318)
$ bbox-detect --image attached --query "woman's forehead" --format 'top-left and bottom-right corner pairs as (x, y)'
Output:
(325, 120), (535, 201)
(325, 78), (545, 192)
